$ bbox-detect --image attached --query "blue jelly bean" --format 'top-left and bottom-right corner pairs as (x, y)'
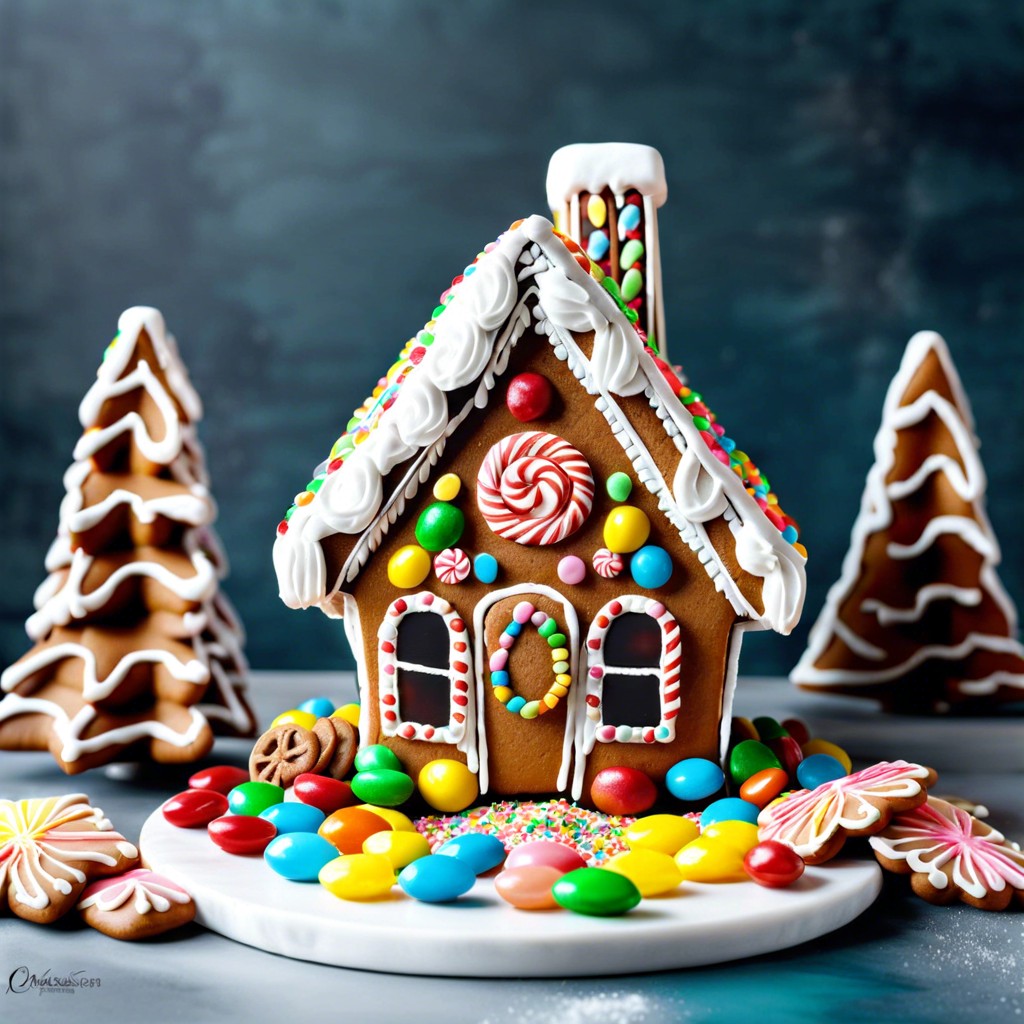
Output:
(797, 754), (847, 790)
(782, 525), (799, 544)
(435, 833), (506, 875)
(587, 229), (610, 261)
(504, 622), (521, 637)
(619, 204), (641, 232)
(259, 802), (326, 834)
(264, 833), (338, 881)
(506, 696), (526, 714)
(665, 758), (724, 802)
(474, 553), (498, 584)
(298, 696), (336, 718)
(398, 855), (476, 902)
(490, 670), (510, 687)
(630, 545), (673, 589)
(700, 797), (760, 828)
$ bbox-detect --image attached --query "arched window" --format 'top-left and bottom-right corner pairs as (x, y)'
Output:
(583, 595), (681, 749)
(377, 593), (474, 762)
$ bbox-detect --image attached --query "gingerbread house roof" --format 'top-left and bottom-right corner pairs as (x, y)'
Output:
(273, 216), (807, 634)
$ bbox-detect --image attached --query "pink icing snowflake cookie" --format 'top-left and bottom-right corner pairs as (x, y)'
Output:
(757, 760), (937, 865)
(0, 794), (139, 924)
(869, 796), (1024, 911)
(78, 867), (195, 938)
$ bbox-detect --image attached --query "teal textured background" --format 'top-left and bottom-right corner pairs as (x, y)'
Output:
(2, 0), (1023, 673)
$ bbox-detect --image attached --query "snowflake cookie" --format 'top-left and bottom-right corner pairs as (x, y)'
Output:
(757, 760), (937, 864)
(869, 796), (1024, 911)
(0, 794), (139, 924)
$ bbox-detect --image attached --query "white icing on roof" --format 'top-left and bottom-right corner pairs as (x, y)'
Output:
(546, 143), (668, 210)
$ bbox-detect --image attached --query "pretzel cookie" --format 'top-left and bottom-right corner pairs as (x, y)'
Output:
(249, 724), (320, 787)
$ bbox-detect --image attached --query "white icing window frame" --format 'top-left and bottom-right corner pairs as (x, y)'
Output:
(583, 594), (680, 750)
(377, 592), (472, 749)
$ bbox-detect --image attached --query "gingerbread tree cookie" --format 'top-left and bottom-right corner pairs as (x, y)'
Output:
(792, 331), (1024, 712)
(0, 308), (255, 772)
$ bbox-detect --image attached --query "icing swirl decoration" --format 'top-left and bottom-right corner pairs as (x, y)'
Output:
(477, 432), (594, 546)
(78, 867), (192, 916)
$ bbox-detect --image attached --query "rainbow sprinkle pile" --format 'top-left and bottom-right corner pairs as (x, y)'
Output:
(276, 223), (803, 555)
(414, 799), (634, 866)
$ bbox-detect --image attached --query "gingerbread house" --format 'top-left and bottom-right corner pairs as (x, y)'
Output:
(274, 214), (806, 802)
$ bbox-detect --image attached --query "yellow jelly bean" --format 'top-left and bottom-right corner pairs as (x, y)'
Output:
(271, 709), (317, 730)
(700, 820), (759, 856)
(319, 854), (396, 901)
(363, 829), (430, 869)
(625, 814), (699, 856)
(587, 193), (607, 228)
(387, 545), (431, 588)
(605, 848), (683, 897)
(356, 805), (416, 832)
(801, 739), (852, 775)
(331, 703), (361, 727)
(418, 759), (480, 813)
(432, 473), (462, 502)
(493, 686), (515, 703)
(674, 837), (747, 883)
(602, 505), (651, 554)
(555, 674), (571, 686)
(550, 648), (569, 662)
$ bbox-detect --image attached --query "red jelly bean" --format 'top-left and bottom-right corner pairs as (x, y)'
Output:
(767, 735), (804, 783)
(781, 718), (811, 746)
(743, 840), (805, 888)
(208, 814), (277, 855)
(293, 773), (357, 815)
(188, 765), (250, 795)
(163, 789), (229, 828)
(589, 766), (657, 817)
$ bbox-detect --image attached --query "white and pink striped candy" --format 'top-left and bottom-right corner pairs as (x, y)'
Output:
(476, 432), (594, 546)
(592, 548), (624, 578)
(433, 547), (471, 585)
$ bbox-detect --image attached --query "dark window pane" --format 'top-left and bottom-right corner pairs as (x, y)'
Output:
(397, 612), (449, 669)
(603, 613), (662, 668)
(397, 668), (450, 727)
(601, 673), (662, 728)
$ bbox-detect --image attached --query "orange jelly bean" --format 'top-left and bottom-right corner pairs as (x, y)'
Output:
(739, 768), (790, 809)
(318, 806), (392, 855)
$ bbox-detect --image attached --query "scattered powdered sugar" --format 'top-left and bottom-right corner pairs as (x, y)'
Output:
(480, 991), (686, 1024)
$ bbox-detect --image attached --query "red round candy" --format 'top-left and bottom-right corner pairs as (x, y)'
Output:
(767, 735), (804, 783)
(208, 814), (277, 855)
(293, 773), (357, 815)
(589, 766), (657, 816)
(743, 840), (805, 888)
(781, 718), (811, 746)
(505, 373), (553, 422)
(187, 765), (250, 795)
(162, 789), (229, 829)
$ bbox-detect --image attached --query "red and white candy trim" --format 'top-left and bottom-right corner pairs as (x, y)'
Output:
(433, 547), (471, 585)
(376, 592), (474, 760)
(582, 594), (681, 750)
(592, 547), (624, 578)
(476, 431), (595, 546)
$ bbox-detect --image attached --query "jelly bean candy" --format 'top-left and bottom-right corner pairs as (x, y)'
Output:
(271, 709), (318, 730)
(432, 472), (462, 501)
(674, 837), (747, 883)
(163, 789), (228, 828)
(552, 867), (641, 916)
(228, 781), (285, 817)
(728, 740), (782, 786)
(797, 753), (847, 790)
(605, 848), (683, 897)
(259, 802), (326, 834)
(767, 735), (805, 780)
(752, 716), (788, 741)
(739, 767), (789, 809)
(781, 718), (811, 745)
(629, 545), (673, 589)
(363, 830), (430, 870)
(293, 774), (356, 815)
(418, 759), (479, 812)
(435, 833), (506, 875)
(801, 739), (852, 775)
(265, 833), (339, 881)
(700, 797), (760, 828)
(356, 805), (416, 832)
(354, 745), (403, 773)
(351, 769), (414, 807)
(731, 717), (759, 743)
(504, 840), (586, 875)
(387, 545), (431, 588)
(208, 815), (276, 856)
(590, 766), (657, 816)
(188, 765), (249, 795)
(319, 807), (392, 855)
(415, 502), (465, 552)
(298, 696), (336, 718)
(744, 841), (805, 888)
(665, 758), (724, 802)
(700, 820), (759, 856)
(320, 853), (397, 901)
(602, 506), (650, 554)
(624, 814), (699, 856)
(494, 866), (562, 910)
(398, 855), (476, 903)
(331, 703), (361, 728)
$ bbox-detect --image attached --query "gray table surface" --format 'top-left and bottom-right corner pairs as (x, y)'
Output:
(1, 673), (1021, 1024)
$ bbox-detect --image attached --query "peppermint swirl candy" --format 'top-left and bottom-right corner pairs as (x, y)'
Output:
(434, 548), (470, 585)
(592, 548), (624, 579)
(477, 432), (595, 546)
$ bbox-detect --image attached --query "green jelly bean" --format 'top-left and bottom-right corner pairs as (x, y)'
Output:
(350, 769), (415, 808)
(728, 739), (782, 787)
(606, 472), (633, 502)
(354, 744), (403, 773)
(227, 781), (284, 817)
(620, 239), (645, 271)
(546, 633), (567, 649)
(752, 716), (788, 741)
(621, 267), (644, 302)
(553, 867), (641, 917)
(538, 618), (558, 639)
(414, 502), (465, 553)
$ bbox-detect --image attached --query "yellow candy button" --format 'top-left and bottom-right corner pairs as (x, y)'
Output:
(602, 505), (651, 554)
(387, 545), (431, 588)
(271, 709), (317, 730)
(433, 473), (462, 502)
